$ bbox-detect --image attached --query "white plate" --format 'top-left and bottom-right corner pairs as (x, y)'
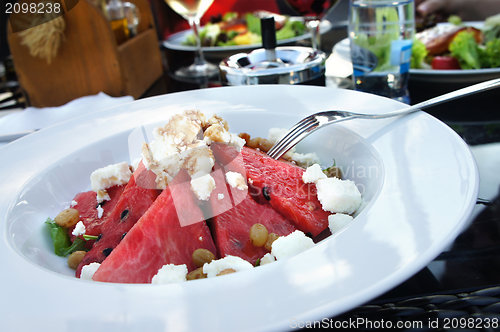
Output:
(0, 86), (478, 331)
(330, 34), (500, 84)
(163, 20), (332, 56)
(412, 21), (500, 83)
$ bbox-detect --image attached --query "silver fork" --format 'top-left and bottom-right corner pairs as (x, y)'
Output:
(267, 78), (500, 160)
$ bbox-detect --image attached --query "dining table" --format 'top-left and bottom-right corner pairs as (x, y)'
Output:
(1, 26), (500, 331)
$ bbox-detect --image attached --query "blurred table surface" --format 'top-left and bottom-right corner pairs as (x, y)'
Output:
(2, 24), (499, 330)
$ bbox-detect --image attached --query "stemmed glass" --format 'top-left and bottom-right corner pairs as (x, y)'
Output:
(164, 0), (218, 78)
(284, 0), (338, 50)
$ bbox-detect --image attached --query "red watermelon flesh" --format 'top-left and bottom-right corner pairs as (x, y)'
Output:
(205, 167), (233, 218)
(92, 170), (217, 283)
(68, 185), (126, 247)
(209, 166), (297, 262)
(210, 143), (248, 208)
(209, 144), (297, 262)
(76, 162), (160, 277)
(240, 146), (329, 237)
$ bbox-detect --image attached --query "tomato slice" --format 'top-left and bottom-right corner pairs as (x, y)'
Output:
(221, 22), (248, 34)
(431, 56), (461, 70)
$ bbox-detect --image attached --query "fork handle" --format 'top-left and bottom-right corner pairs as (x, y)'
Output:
(365, 78), (500, 119)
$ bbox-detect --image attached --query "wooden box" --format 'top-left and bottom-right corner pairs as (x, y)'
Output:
(7, 0), (163, 107)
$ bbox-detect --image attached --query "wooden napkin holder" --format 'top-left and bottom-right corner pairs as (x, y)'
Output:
(7, 0), (163, 107)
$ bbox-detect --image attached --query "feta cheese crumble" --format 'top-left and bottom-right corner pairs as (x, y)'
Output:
(328, 213), (354, 233)
(90, 162), (132, 202)
(96, 205), (104, 219)
(190, 174), (216, 201)
(291, 152), (320, 167)
(260, 253), (276, 265)
(203, 120), (246, 152)
(302, 163), (327, 184)
(225, 171), (248, 190)
(70, 200), (78, 207)
(268, 128), (319, 165)
(80, 262), (100, 280)
(271, 230), (315, 260)
(151, 264), (188, 284)
(141, 111), (209, 189)
(72, 221), (86, 236)
(217, 193), (225, 200)
(203, 255), (253, 278)
(316, 177), (362, 214)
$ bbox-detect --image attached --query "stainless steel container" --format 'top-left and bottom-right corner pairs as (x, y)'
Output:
(219, 46), (326, 86)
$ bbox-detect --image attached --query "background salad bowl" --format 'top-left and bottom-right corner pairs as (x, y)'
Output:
(0, 85), (477, 331)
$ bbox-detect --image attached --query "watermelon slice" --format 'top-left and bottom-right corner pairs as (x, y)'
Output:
(209, 144), (297, 262)
(76, 162), (160, 277)
(210, 179), (297, 263)
(213, 145), (329, 237)
(207, 144), (247, 217)
(92, 170), (217, 283)
(68, 185), (126, 247)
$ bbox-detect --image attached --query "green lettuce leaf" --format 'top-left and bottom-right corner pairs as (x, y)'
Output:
(245, 13), (261, 35)
(276, 20), (306, 40)
(449, 31), (481, 69)
(45, 218), (86, 257)
(480, 39), (500, 68)
(410, 38), (428, 69)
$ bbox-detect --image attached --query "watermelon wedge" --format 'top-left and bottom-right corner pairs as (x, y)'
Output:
(208, 144), (297, 263)
(210, 182), (297, 262)
(68, 185), (126, 247)
(224, 146), (330, 237)
(92, 170), (217, 283)
(76, 162), (160, 277)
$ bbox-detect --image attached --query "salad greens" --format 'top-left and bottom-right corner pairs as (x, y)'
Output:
(448, 15), (462, 26)
(276, 20), (306, 40)
(410, 38), (428, 69)
(484, 14), (500, 42)
(449, 31), (481, 69)
(45, 218), (86, 257)
(183, 12), (306, 47)
(245, 13), (261, 35)
(411, 13), (500, 70)
(449, 30), (500, 69)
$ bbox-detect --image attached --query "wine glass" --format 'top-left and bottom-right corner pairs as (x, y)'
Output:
(284, 0), (338, 50)
(164, 0), (218, 78)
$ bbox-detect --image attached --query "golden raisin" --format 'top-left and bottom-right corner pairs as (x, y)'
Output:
(187, 267), (207, 280)
(264, 233), (280, 251)
(257, 139), (273, 153)
(249, 223), (268, 247)
(54, 208), (80, 228)
(67, 251), (86, 270)
(192, 248), (215, 268)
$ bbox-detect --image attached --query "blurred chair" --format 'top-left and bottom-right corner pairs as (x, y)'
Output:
(7, 0), (163, 107)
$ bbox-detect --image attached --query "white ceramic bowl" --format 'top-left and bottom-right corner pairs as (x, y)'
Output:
(0, 85), (478, 331)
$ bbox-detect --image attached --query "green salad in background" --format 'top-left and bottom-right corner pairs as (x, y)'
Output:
(183, 12), (306, 47)
(411, 14), (500, 70)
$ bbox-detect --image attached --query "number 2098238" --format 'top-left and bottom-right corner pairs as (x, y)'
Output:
(5, 1), (62, 14)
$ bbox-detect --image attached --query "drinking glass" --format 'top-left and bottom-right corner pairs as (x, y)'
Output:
(349, 0), (415, 103)
(164, 0), (218, 78)
(284, 0), (338, 50)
